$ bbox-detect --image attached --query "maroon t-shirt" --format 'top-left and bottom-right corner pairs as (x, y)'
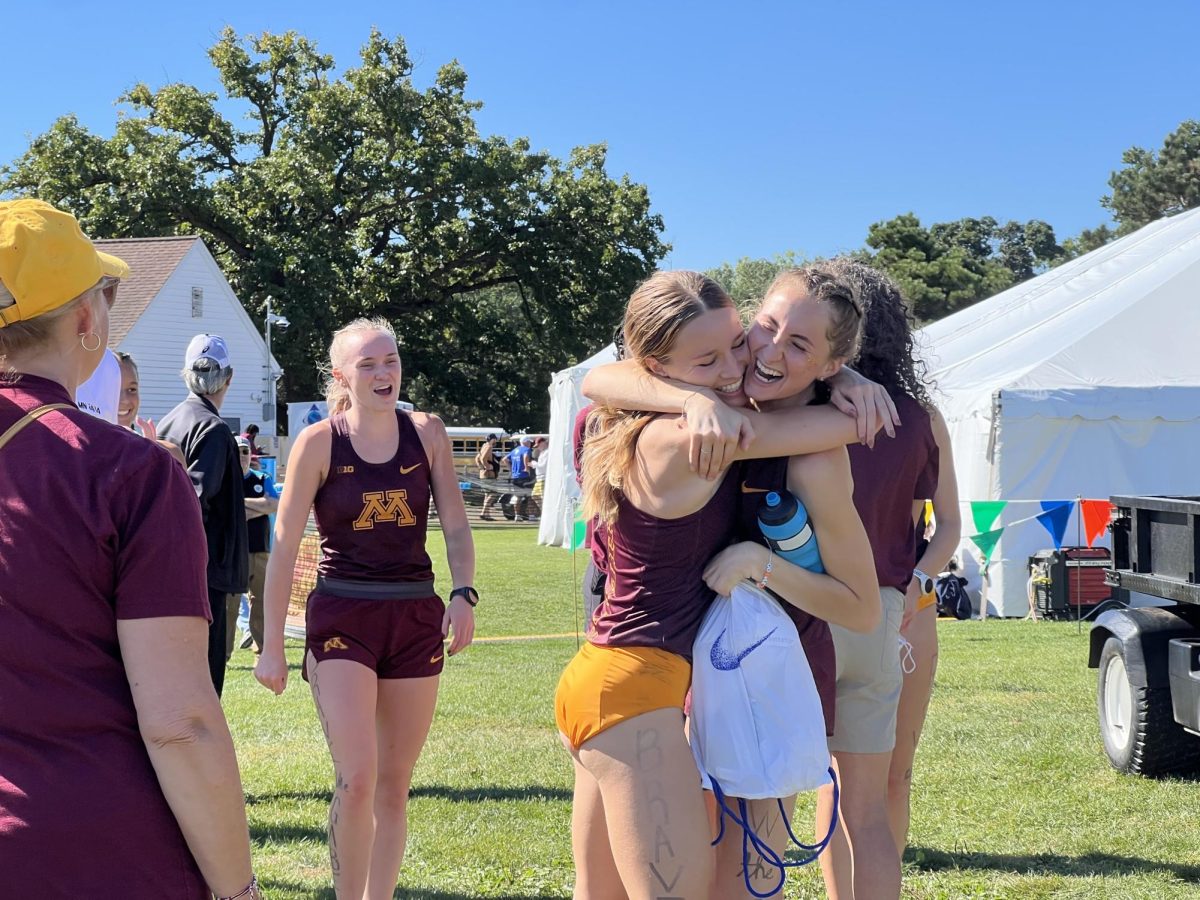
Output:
(313, 411), (435, 584)
(0, 374), (211, 898)
(588, 470), (739, 660)
(846, 393), (939, 591)
(737, 456), (837, 735)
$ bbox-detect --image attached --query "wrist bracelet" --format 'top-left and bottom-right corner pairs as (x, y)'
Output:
(757, 552), (774, 590)
(216, 875), (259, 900)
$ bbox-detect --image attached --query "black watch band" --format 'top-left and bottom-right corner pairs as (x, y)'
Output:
(451, 586), (479, 607)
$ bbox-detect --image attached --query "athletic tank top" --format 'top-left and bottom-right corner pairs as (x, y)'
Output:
(588, 469), (739, 660)
(313, 411), (434, 583)
(737, 455), (837, 732)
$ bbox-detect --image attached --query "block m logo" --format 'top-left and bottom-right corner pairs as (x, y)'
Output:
(353, 490), (417, 531)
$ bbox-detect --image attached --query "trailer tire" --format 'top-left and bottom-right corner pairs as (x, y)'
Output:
(1098, 637), (1200, 776)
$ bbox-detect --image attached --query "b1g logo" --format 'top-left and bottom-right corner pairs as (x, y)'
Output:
(353, 490), (417, 530)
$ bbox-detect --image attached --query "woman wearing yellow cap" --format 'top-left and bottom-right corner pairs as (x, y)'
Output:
(0, 200), (260, 899)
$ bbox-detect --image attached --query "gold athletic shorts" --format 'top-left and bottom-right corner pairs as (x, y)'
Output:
(554, 642), (691, 749)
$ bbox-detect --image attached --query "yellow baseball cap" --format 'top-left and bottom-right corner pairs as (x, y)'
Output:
(0, 199), (129, 328)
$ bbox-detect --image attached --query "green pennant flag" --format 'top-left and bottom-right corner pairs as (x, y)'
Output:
(971, 500), (1007, 534)
(970, 527), (1004, 564)
(570, 514), (587, 551)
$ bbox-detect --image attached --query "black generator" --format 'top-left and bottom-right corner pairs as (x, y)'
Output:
(1029, 547), (1112, 619)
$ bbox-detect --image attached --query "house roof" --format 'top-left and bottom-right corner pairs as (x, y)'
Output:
(94, 236), (200, 346)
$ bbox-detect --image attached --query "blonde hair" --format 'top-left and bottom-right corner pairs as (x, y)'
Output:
(322, 317), (399, 415)
(582, 271), (733, 524)
(0, 281), (97, 377)
(764, 266), (864, 362)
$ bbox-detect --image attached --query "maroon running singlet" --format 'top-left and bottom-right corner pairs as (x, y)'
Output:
(587, 470), (739, 661)
(304, 410), (444, 680)
(737, 455), (837, 736)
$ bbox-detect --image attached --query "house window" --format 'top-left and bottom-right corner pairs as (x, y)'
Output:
(191, 287), (203, 317)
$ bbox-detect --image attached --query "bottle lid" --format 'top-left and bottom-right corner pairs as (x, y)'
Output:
(765, 491), (781, 507)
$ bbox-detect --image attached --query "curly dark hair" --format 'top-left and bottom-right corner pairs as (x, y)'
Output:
(825, 256), (934, 408)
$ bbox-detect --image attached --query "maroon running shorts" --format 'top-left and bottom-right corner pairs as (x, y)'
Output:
(303, 590), (446, 681)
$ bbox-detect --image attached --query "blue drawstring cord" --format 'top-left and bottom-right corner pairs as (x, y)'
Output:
(708, 767), (840, 899)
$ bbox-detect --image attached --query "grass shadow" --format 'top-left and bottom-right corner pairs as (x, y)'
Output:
(264, 878), (562, 899)
(247, 784), (571, 807)
(907, 846), (1200, 882)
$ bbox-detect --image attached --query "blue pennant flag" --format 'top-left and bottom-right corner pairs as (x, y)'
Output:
(1036, 501), (1074, 550)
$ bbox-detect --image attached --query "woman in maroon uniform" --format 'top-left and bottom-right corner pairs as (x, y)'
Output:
(557, 271), (881, 899)
(255, 318), (476, 899)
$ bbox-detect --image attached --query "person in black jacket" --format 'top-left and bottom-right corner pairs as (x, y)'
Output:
(158, 333), (248, 696)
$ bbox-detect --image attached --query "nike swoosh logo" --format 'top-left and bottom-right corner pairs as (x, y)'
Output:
(400, 463), (422, 475)
(710, 627), (778, 671)
(741, 482), (770, 493)
(429, 653), (444, 664)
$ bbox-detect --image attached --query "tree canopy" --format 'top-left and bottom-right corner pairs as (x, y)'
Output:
(1, 29), (668, 430)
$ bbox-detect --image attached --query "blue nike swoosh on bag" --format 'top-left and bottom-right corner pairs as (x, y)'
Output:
(709, 627), (778, 671)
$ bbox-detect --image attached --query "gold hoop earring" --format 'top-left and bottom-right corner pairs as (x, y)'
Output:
(80, 333), (102, 353)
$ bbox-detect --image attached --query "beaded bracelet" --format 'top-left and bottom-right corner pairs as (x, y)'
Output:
(216, 875), (260, 900)
(757, 551), (774, 590)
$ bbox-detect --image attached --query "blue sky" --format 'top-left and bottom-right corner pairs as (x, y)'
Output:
(5, 1), (1198, 270)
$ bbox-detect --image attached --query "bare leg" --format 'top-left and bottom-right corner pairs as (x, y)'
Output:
(569, 753), (628, 900)
(577, 708), (713, 900)
(818, 750), (901, 900)
(308, 653), (379, 899)
(364, 675), (439, 900)
(711, 794), (797, 899)
(888, 606), (938, 856)
(815, 761), (853, 900)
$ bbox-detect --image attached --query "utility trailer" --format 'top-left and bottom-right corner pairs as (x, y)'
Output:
(1089, 495), (1200, 776)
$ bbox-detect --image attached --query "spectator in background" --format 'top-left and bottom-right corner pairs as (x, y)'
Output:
(115, 350), (140, 429)
(508, 435), (535, 521)
(157, 333), (248, 697)
(241, 422), (262, 456)
(530, 435), (549, 521)
(227, 436), (279, 657)
(476, 432), (501, 521)
(0, 198), (258, 898)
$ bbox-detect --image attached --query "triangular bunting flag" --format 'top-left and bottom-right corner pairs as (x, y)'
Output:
(1036, 501), (1073, 550)
(570, 513), (588, 551)
(970, 527), (1004, 564)
(971, 500), (1007, 534)
(1080, 499), (1113, 548)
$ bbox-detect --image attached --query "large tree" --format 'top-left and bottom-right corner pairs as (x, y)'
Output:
(1, 29), (667, 430)
(1104, 120), (1200, 233)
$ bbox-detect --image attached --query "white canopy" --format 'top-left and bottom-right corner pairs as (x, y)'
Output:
(920, 207), (1200, 615)
(538, 343), (617, 548)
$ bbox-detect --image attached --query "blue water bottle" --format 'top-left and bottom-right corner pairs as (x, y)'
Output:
(757, 491), (824, 573)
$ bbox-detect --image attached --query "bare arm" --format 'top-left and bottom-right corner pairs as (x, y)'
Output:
(254, 424), (329, 694)
(118, 616), (253, 897)
(702, 450), (881, 632)
(917, 407), (961, 577)
(243, 495), (279, 518)
(416, 413), (476, 656)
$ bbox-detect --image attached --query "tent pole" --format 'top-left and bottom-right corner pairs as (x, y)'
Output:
(1076, 496), (1083, 634)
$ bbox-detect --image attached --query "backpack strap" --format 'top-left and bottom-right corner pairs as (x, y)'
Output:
(0, 403), (74, 452)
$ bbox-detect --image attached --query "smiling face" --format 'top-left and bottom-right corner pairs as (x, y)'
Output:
(334, 329), (402, 412)
(117, 357), (139, 428)
(745, 288), (845, 407)
(645, 305), (750, 407)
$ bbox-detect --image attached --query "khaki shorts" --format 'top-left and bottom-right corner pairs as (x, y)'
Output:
(828, 585), (904, 754)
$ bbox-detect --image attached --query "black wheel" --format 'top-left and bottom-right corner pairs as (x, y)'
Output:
(500, 495), (516, 521)
(1097, 637), (1200, 776)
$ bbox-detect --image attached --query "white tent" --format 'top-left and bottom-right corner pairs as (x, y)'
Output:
(539, 343), (618, 548)
(920, 207), (1200, 616)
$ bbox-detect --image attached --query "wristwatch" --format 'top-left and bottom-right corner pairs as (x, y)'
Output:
(451, 586), (480, 607)
(913, 568), (934, 595)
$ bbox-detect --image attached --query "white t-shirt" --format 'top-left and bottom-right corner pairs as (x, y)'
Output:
(75, 349), (122, 424)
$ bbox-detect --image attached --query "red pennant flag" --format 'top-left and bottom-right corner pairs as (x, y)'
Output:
(1080, 499), (1113, 548)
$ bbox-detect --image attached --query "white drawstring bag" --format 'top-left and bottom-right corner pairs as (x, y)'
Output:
(690, 582), (838, 898)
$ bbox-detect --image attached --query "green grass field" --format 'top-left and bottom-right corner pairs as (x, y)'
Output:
(223, 529), (1200, 898)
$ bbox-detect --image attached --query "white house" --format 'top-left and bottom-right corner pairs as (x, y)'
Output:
(97, 237), (281, 439)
